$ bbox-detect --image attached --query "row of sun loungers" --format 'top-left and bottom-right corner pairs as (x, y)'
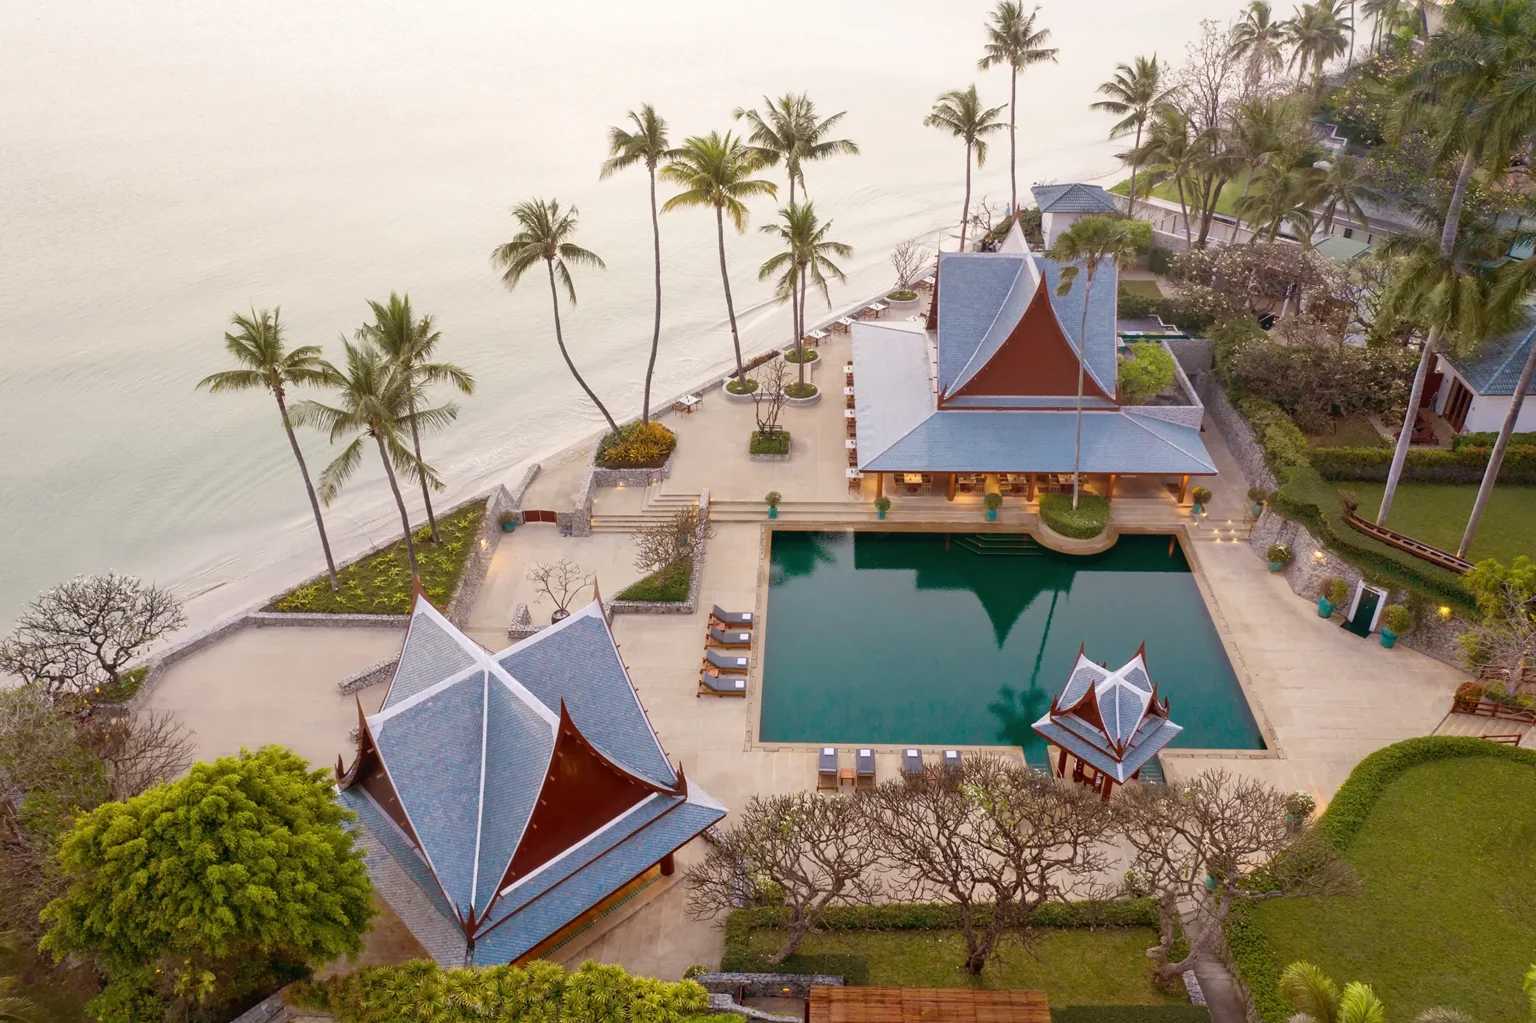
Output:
(817, 747), (965, 791)
(699, 606), (753, 698)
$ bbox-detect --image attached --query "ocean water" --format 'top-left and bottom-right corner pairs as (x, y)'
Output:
(0, 0), (1238, 629)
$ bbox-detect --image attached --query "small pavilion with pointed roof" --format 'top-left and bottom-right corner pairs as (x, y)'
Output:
(850, 220), (1214, 502)
(1031, 645), (1182, 801)
(336, 595), (725, 966)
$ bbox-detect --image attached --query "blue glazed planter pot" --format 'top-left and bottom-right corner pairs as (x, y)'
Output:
(768, 507), (778, 518)
(1269, 561), (1284, 572)
(1251, 502), (1264, 516)
(1318, 598), (1334, 618)
(500, 521), (517, 533)
(1380, 629), (1398, 648)
(877, 510), (887, 520)
(986, 508), (997, 521)
(1191, 502), (1204, 515)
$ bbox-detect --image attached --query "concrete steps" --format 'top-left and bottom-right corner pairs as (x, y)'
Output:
(590, 487), (699, 532)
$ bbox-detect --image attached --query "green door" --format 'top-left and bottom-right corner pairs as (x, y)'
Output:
(1344, 586), (1380, 637)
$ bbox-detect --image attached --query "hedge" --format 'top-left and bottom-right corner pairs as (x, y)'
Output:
(1238, 398), (1474, 609)
(1310, 443), (1536, 484)
(1040, 493), (1110, 539)
(721, 900), (1159, 974)
(1453, 430), (1536, 450)
(1225, 737), (1536, 1023)
(1051, 1008), (1211, 1023)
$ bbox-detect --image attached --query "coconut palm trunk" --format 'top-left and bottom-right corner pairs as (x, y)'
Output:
(375, 432), (422, 583)
(545, 260), (621, 436)
(962, 142), (974, 251)
(405, 399), (439, 543)
(1459, 341), (1536, 557)
(714, 205), (748, 383)
(643, 165), (663, 423)
(1007, 68), (1018, 217)
(275, 388), (340, 589)
(1126, 122), (1144, 218)
(1072, 272), (1095, 509)
(794, 268), (808, 389)
(1378, 152), (1478, 526)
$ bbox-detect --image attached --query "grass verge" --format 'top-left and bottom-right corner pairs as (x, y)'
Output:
(749, 430), (791, 456)
(1119, 279), (1163, 301)
(1233, 739), (1536, 1021)
(265, 501), (484, 614)
(615, 557), (692, 602)
(1335, 481), (1536, 565)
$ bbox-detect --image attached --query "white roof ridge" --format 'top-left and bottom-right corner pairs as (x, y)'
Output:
(368, 661), (486, 728)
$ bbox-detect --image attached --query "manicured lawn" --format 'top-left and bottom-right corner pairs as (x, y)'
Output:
(1246, 758), (1536, 1020)
(1340, 481), (1536, 564)
(1120, 279), (1163, 301)
(615, 556), (692, 602)
(744, 928), (1186, 1005)
(1110, 171), (1252, 219)
(1306, 415), (1389, 449)
(265, 501), (485, 614)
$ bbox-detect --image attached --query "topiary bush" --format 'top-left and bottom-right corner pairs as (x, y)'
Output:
(595, 420), (677, 469)
(1040, 493), (1110, 539)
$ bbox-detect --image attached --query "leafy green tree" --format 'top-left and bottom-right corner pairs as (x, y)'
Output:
(1285, 0), (1353, 92)
(491, 198), (620, 436)
(1230, 1), (1289, 86)
(1133, 106), (1201, 246)
(1048, 215), (1142, 507)
(40, 746), (374, 1017)
(1118, 342), (1177, 404)
(357, 293), (474, 544)
(601, 104), (675, 425)
(1092, 55), (1173, 218)
(1458, 555), (1536, 671)
(197, 307), (342, 590)
(978, 1), (1058, 217)
(734, 93), (858, 208)
(924, 85), (1008, 251)
(757, 202), (852, 390)
(661, 132), (778, 388)
(290, 341), (457, 584)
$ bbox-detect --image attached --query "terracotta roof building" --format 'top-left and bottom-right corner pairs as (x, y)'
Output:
(336, 597), (725, 965)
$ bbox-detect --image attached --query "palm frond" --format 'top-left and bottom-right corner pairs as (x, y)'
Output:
(1278, 962), (1340, 1023)
(318, 435), (366, 505)
(196, 369), (266, 393)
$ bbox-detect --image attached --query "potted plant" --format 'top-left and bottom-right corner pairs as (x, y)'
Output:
(1284, 790), (1316, 830)
(497, 509), (518, 533)
(874, 495), (892, 520)
(765, 491), (781, 519)
(1247, 485), (1268, 516)
(1318, 577), (1347, 618)
(1453, 681), (1484, 713)
(527, 558), (591, 625)
(984, 493), (1002, 521)
(1190, 486), (1212, 515)
(1380, 604), (1411, 648)
(1266, 542), (1292, 573)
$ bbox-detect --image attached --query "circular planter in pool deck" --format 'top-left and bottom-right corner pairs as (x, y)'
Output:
(784, 388), (821, 407)
(885, 296), (922, 316)
(722, 382), (760, 404)
(1034, 518), (1118, 555)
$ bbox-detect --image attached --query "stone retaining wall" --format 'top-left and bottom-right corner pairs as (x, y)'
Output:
(1200, 379), (1277, 492)
(507, 603), (540, 643)
(338, 657), (398, 694)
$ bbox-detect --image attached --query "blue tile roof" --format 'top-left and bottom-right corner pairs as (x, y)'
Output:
(340, 786), (459, 926)
(473, 674), (559, 909)
(1442, 319), (1536, 396)
(1040, 256), (1118, 389)
(936, 254), (1023, 393)
(384, 612), (476, 710)
(498, 606), (677, 789)
(468, 798), (725, 965)
(860, 409), (1216, 475)
(1031, 183), (1118, 214)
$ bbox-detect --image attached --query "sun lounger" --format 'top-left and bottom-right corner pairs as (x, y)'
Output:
(818, 747), (839, 791)
(702, 649), (750, 674)
(706, 627), (751, 648)
(942, 749), (962, 771)
(856, 748), (876, 790)
(698, 674), (747, 698)
(903, 748), (924, 779)
(710, 605), (754, 629)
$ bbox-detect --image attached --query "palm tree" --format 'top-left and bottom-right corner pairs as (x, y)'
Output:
(1316, 154), (1375, 234)
(600, 103), (674, 425)
(1373, 226), (1499, 526)
(1363, 0), (1407, 52)
(1279, 961), (1386, 1023)
(1136, 107), (1201, 246)
(661, 132), (778, 388)
(0, 933), (41, 1023)
(1226, 96), (1310, 238)
(290, 340), (457, 585)
(734, 93), (859, 208)
(924, 85), (1008, 251)
(978, 2), (1058, 218)
(1286, 0), (1352, 92)
(1235, 165), (1320, 245)
(491, 199), (620, 436)
(1047, 215), (1140, 509)
(1091, 56), (1174, 217)
(1230, 1), (1290, 87)
(197, 307), (342, 591)
(1459, 254), (1536, 558)
(758, 202), (852, 389)
(357, 293), (474, 544)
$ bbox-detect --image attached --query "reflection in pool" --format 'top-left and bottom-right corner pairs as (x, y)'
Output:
(760, 531), (1263, 762)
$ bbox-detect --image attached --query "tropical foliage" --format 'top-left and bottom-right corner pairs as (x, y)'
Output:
(925, 85), (1008, 251)
(978, 1), (1058, 215)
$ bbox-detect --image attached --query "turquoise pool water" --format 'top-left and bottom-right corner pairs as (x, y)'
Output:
(760, 531), (1264, 761)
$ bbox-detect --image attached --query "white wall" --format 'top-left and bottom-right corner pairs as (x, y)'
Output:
(1432, 357), (1536, 434)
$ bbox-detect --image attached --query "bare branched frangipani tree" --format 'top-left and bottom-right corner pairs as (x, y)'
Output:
(0, 574), (186, 702)
(890, 239), (933, 292)
(864, 756), (1115, 977)
(750, 358), (791, 440)
(632, 507), (714, 575)
(526, 559), (593, 623)
(1116, 770), (1359, 989)
(684, 792), (883, 966)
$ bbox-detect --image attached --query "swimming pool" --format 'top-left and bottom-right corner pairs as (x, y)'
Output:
(759, 531), (1264, 761)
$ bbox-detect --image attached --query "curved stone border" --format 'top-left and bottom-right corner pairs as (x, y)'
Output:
(783, 389), (821, 407)
(721, 383), (761, 405)
(1034, 519), (1117, 555)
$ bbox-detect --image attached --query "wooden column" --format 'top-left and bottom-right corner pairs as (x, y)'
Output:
(660, 852), (676, 877)
(1106, 474), (1117, 501)
(1177, 474), (1190, 503)
(1056, 746), (1068, 779)
(946, 472), (957, 501)
(1027, 474), (1038, 501)
(876, 472), (884, 500)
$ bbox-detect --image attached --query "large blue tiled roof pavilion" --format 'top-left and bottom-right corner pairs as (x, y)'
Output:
(336, 597), (725, 966)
